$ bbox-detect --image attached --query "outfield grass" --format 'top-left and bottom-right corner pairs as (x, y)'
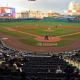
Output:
(0, 21), (80, 27)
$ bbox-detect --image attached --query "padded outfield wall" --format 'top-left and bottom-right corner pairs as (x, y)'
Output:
(0, 16), (79, 22)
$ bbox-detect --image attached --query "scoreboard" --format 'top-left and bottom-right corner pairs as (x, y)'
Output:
(0, 7), (15, 17)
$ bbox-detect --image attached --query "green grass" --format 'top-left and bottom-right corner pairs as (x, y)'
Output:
(22, 28), (77, 36)
(20, 38), (39, 46)
(62, 33), (80, 39)
(0, 21), (80, 27)
(0, 28), (34, 38)
(57, 39), (74, 46)
(0, 21), (80, 46)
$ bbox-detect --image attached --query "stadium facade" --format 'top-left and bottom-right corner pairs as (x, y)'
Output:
(67, 1), (80, 15)
(15, 10), (61, 19)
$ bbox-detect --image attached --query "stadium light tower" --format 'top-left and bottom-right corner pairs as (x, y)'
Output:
(28, 0), (36, 1)
(25, 0), (36, 10)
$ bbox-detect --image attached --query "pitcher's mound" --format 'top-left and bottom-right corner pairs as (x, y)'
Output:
(35, 36), (61, 42)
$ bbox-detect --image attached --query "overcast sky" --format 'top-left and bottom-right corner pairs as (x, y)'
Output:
(0, 0), (80, 13)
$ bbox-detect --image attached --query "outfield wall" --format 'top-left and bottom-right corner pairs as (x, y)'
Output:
(0, 17), (79, 22)
(42, 17), (68, 22)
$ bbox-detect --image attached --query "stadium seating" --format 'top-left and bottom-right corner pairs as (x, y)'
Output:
(0, 39), (80, 80)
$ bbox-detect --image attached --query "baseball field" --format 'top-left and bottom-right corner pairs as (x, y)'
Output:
(0, 21), (80, 52)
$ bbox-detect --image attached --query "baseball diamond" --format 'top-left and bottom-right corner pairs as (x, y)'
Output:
(0, 21), (80, 52)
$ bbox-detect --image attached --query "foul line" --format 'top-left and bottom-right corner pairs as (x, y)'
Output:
(57, 31), (80, 37)
(4, 27), (38, 37)
(4, 27), (80, 38)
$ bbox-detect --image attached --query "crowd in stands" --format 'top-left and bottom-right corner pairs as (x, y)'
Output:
(0, 39), (80, 80)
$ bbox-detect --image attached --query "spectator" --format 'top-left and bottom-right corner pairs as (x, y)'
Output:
(56, 66), (63, 73)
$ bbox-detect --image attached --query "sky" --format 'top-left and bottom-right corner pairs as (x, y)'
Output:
(0, 0), (80, 13)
